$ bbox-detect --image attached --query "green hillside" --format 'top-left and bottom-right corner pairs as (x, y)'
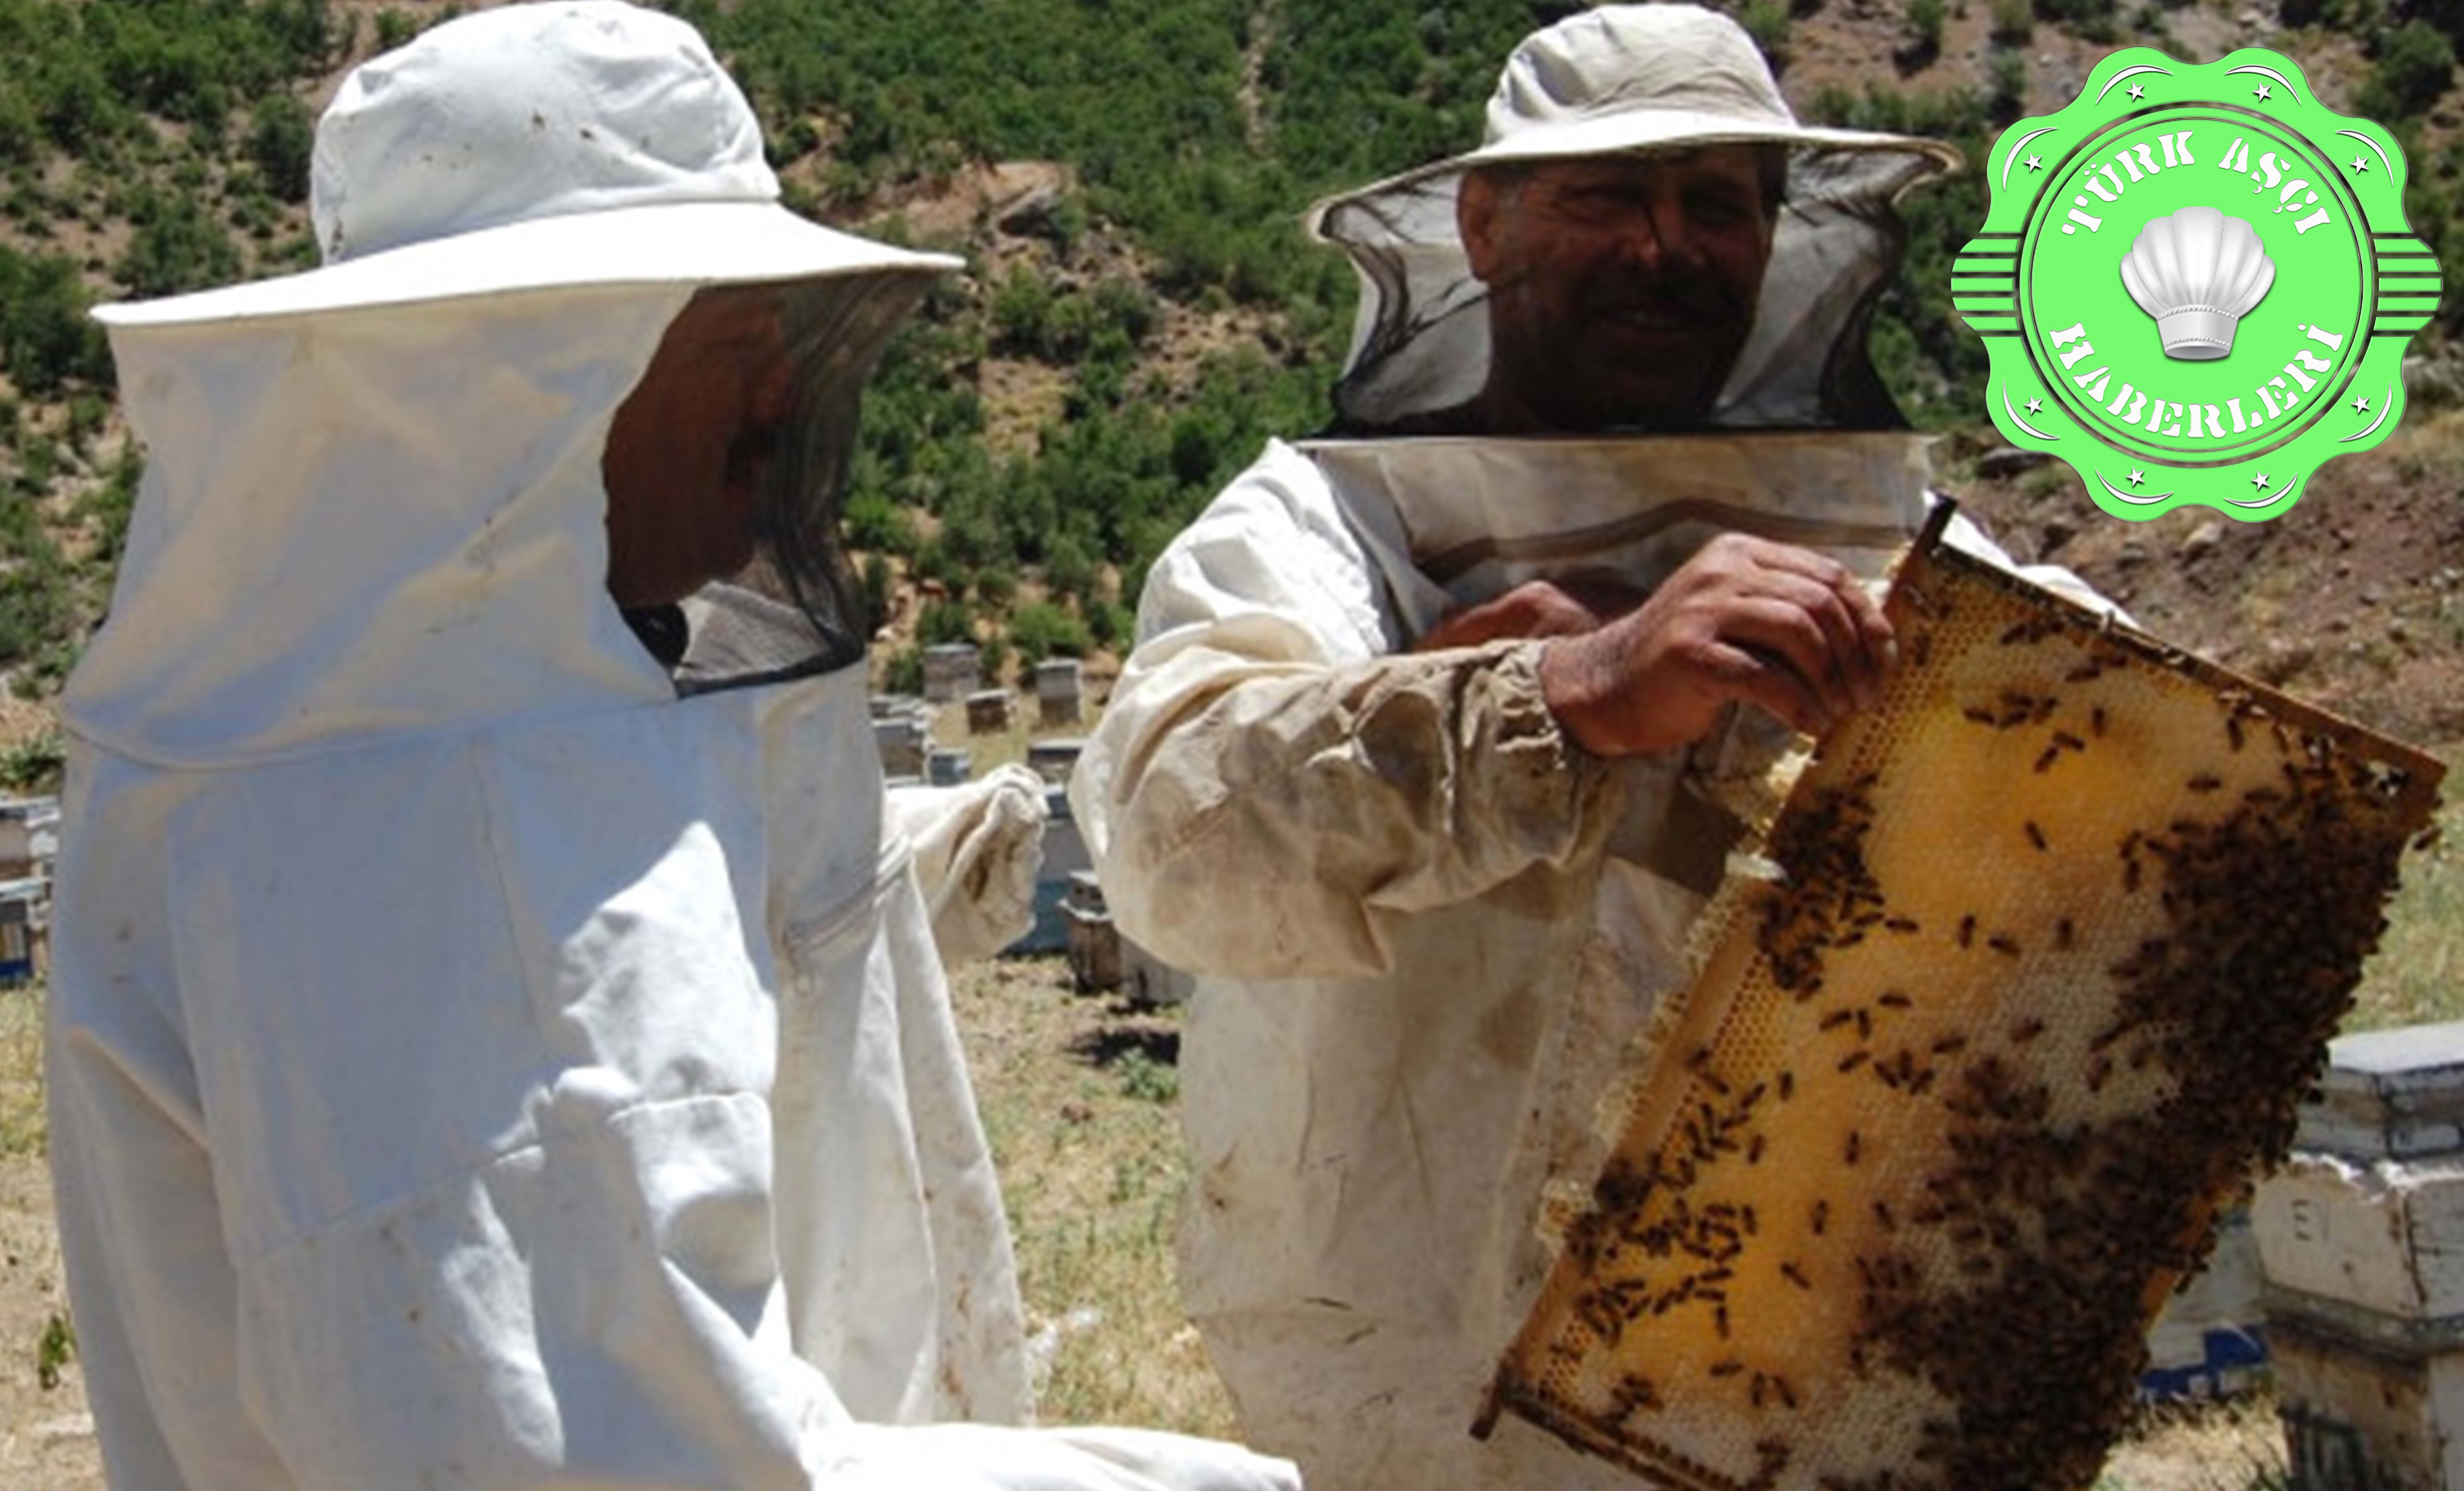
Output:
(0, 0), (2458, 774)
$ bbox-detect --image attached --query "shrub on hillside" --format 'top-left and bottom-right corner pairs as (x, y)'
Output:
(844, 490), (920, 557)
(1738, 0), (1791, 73)
(1805, 83), (1994, 430)
(881, 643), (925, 697)
(1041, 534), (1100, 608)
(2032, 0), (2120, 42)
(2361, 22), (2457, 120)
(917, 597), (977, 649)
(0, 725), (63, 792)
(1008, 600), (1092, 667)
(859, 552), (894, 636)
(0, 500), (72, 676)
(1903, 0), (1945, 66)
(374, 8), (423, 53)
(249, 92), (314, 204)
(77, 447), (143, 571)
(116, 188), (241, 299)
(0, 246), (111, 396)
(0, 83), (39, 168)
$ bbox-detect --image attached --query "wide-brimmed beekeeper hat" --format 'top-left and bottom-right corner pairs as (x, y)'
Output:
(1307, 4), (1962, 433)
(94, 0), (957, 327)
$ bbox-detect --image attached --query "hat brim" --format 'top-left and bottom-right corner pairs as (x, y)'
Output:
(1306, 113), (1961, 240)
(95, 199), (960, 328)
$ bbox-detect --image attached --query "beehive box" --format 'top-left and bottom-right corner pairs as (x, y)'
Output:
(2252, 1022), (2464, 1491)
(1478, 527), (2442, 1491)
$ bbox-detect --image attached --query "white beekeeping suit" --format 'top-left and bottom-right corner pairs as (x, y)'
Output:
(44, 7), (1296, 1491)
(889, 767), (1054, 963)
(1071, 9), (2103, 1491)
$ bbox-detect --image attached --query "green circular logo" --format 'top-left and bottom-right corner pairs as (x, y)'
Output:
(1959, 51), (2441, 521)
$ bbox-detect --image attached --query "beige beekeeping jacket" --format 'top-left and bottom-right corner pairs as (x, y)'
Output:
(1073, 434), (2097, 1491)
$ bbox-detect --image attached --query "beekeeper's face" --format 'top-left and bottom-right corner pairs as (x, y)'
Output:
(602, 287), (797, 608)
(1461, 146), (1775, 433)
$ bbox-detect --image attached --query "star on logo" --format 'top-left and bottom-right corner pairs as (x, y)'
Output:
(2024, 397), (2045, 415)
(2353, 394), (2372, 414)
(2250, 471), (2271, 489)
(2252, 83), (2273, 101)
(2351, 155), (2371, 174)
(2127, 83), (2146, 100)
(2024, 153), (2043, 172)
(2126, 469), (2146, 486)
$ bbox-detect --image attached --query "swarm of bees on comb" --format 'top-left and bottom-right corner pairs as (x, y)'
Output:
(1476, 523), (2444, 1491)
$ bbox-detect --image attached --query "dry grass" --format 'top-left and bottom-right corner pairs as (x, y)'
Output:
(0, 980), (98, 1491)
(2096, 1396), (2289, 1491)
(2347, 743), (2464, 1030)
(0, 984), (42, 1158)
(949, 955), (1240, 1438)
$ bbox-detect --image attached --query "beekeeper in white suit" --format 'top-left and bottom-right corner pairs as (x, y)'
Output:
(43, 6), (1295, 1490)
(1072, 9), (2103, 1491)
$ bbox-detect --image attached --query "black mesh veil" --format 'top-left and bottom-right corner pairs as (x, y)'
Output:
(671, 272), (931, 695)
(1312, 141), (1955, 436)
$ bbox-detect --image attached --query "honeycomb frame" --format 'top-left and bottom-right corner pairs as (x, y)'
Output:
(1477, 520), (2444, 1491)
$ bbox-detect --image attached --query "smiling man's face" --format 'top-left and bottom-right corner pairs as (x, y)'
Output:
(1460, 146), (1776, 434)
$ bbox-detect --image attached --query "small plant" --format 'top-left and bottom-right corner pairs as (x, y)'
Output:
(974, 564), (1018, 609)
(37, 1311), (74, 1391)
(1010, 600), (1094, 668)
(247, 92), (314, 204)
(1738, 0), (1792, 71)
(1087, 599), (1135, 651)
(374, 9), (422, 53)
(0, 726), (65, 793)
(859, 552), (894, 636)
(880, 643), (924, 698)
(977, 628), (1012, 682)
(1114, 1047), (1180, 1104)
(1904, 0), (1946, 66)
(917, 597), (975, 648)
(1989, 49), (2029, 123)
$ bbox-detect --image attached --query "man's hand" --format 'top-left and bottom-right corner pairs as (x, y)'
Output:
(1535, 533), (1893, 757)
(1413, 575), (1650, 652)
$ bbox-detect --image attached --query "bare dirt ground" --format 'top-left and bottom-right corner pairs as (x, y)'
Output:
(0, 982), (95, 1491)
(1941, 409), (2464, 747)
(0, 1156), (92, 1491)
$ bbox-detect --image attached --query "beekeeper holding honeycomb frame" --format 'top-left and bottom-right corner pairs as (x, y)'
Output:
(1072, 8), (2108, 1490)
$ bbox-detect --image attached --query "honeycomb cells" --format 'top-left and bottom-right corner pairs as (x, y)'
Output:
(1479, 540), (2444, 1491)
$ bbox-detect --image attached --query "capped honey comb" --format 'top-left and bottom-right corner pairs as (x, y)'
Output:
(1477, 525), (2443, 1491)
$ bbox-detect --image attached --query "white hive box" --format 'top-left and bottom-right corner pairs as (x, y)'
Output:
(923, 643), (982, 704)
(2254, 1021), (2464, 1491)
(1036, 658), (1085, 728)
